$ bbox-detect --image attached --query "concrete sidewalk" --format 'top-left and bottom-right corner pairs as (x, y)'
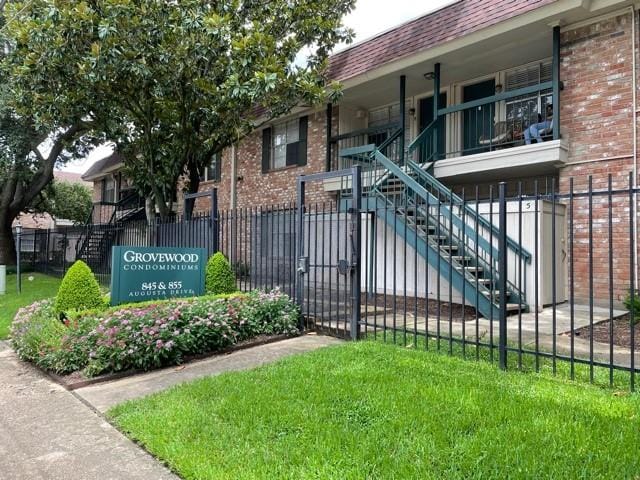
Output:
(0, 334), (342, 479)
(75, 334), (343, 413)
(0, 341), (178, 480)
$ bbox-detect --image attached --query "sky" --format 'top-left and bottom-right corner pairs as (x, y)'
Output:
(60, 0), (455, 175)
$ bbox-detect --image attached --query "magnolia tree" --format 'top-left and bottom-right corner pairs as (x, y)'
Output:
(0, 1), (93, 264)
(3, 0), (355, 219)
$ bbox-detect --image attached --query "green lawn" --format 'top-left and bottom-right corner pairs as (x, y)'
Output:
(0, 273), (61, 339)
(109, 341), (640, 479)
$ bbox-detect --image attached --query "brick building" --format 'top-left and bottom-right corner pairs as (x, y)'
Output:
(84, 0), (640, 309)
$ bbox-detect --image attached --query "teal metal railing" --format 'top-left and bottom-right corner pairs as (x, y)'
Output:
(408, 82), (554, 160)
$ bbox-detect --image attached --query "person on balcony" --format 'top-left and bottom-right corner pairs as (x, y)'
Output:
(524, 104), (553, 144)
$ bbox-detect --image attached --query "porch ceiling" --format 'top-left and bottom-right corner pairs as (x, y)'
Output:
(339, 1), (632, 109)
(340, 22), (552, 108)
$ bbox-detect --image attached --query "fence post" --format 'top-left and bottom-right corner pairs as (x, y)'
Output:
(15, 224), (22, 294)
(62, 229), (68, 276)
(45, 228), (51, 275)
(350, 165), (362, 341)
(211, 188), (219, 254)
(498, 182), (508, 370)
(295, 178), (305, 330)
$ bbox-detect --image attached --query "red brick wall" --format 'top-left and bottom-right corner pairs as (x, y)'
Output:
(194, 107), (338, 212)
(559, 13), (638, 305)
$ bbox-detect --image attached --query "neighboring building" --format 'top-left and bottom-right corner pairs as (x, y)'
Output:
(81, 153), (145, 224)
(13, 171), (92, 230)
(84, 0), (640, 310)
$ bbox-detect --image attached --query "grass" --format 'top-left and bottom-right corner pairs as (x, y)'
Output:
(360, 328), (638, 391)
(0, 273), (61, 339)
(109, 341), (640, 479)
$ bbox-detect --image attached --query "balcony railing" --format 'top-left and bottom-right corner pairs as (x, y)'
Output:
(328, 123), (402, 171)
(411, 81), (555, 164)
(328, 81), (556, 173)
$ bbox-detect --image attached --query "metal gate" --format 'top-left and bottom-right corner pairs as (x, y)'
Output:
(296, 167), (362, 339)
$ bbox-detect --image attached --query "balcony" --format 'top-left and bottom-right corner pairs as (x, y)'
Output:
(327, 81), (566, 189)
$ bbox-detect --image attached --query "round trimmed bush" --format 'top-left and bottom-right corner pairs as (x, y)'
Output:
(54, 260), (103, 313)
(205, 252), (236, 295)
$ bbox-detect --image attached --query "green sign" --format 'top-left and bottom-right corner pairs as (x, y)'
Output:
(110, 246), (207, 306)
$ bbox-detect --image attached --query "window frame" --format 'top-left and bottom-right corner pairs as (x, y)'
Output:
(262, 115), (308, 173)
(200, 152), (222, 183)
(102, 176), (116, 203)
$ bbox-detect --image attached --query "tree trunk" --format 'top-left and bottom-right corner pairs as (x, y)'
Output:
(184, 157), (201, 219)
(0, 222), (16, 266)
(145, 196), (155, 223)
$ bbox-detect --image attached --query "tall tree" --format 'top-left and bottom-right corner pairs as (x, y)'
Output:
(0, 2), (92, 264)
(38, 180), (93, 225)
(2, 0), (355, 218)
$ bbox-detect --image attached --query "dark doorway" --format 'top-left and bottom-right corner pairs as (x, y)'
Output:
(462, 79), (495, 155)
(418, 92), (447, 162)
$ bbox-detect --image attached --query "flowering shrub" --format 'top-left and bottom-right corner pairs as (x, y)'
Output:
(11, 300), (65, 364)
(12, 289), (299, 377)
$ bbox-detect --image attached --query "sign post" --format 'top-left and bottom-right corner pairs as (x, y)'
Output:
(110, 246), (207, 306)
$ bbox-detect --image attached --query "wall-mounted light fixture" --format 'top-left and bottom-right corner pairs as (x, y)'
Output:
(423, 72), (435, 81)
(409, 107), (416, 116)
(495, 84), (503, 94)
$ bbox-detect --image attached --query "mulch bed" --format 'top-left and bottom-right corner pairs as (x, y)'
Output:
(48, 333), (291, 390)
(572, 314), (639, 350)
(361, 293), (478, 323)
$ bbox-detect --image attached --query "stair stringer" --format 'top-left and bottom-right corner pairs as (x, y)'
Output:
(362, 195), (501, 320)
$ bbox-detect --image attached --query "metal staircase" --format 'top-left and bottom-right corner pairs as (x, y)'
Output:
(76, 193), (145, 271)
(340, 123), (531, 320)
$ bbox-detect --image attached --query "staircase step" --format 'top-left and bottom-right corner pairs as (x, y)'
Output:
(455, 266), (483, 273)
(429, 235), (452, 244)
(417, 225), (437, 235)
(483, 290), (512, 300)
(506, 303), (526, 312)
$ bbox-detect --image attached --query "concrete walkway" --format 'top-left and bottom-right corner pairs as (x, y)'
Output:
(75, 334), (342, 413)
(319, 303), (640, 368)
(0, 334), (342, 479)
(0, 341), (178, 480)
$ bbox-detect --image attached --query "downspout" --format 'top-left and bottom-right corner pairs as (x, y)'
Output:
(230, 142), (237, 263)
(230, 142), (237, 210)
(399, 75), (406, 165)
(631, 5), (638, 288)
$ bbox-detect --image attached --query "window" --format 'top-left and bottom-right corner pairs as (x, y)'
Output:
(505, 61), (552, 130)
(272, 119), (299, 169)
(262, 116), (308, 173)
(102, 176), (115, 203)
(200, 153), (221, 182)
(367, 101), (412, 155)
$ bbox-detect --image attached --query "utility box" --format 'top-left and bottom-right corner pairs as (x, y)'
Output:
(478, 199), (567, 310)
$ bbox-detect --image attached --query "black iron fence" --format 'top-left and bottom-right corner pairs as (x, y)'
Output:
(17, 171), (640, 391)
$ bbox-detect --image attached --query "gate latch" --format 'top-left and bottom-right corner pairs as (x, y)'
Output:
(337, 259), (352, 276)
(297, 256), (309, 274)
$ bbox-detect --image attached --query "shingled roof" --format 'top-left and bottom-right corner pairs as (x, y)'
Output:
(328, 0), (558, 82)
(81, 152), (124, 181)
